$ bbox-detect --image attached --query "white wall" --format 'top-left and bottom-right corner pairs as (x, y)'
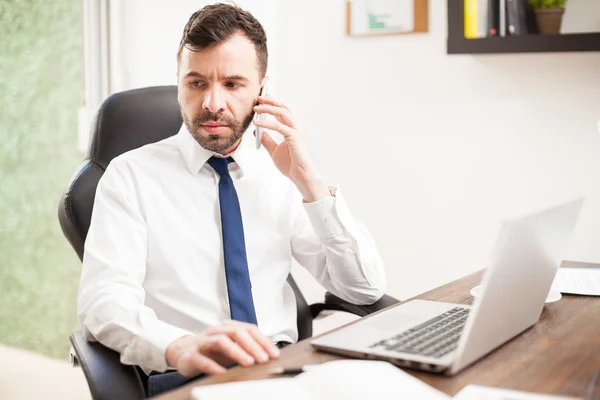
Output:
(108, 0), (600, 308)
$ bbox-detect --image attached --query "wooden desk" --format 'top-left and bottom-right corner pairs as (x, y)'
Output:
(157, 262), (600, 399)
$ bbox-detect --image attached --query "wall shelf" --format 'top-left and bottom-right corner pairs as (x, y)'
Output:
(448, 32), (600, 54)
(447, 0), (600, 55)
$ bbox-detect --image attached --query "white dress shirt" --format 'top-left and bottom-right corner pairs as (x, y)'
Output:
(78, 125), (386, 373)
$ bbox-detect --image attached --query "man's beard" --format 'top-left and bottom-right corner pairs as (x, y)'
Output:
(183, 107), (255, 153)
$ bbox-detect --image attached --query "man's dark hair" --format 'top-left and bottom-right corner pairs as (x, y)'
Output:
(177, 3), (268, 78)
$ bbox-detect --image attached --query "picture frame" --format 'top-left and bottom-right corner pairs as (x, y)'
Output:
(346, 0), (429, 36)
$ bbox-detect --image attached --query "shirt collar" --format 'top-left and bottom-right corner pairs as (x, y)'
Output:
(176, 123), (256, 177)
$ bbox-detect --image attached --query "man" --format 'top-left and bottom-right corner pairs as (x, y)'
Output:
(78, 3), (386, 396)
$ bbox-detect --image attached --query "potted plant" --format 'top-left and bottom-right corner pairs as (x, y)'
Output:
(529, 0), (567, 34)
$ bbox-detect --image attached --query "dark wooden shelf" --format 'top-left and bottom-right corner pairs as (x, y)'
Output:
(446, 0), (600, 55)
(448, 32), (600, 54)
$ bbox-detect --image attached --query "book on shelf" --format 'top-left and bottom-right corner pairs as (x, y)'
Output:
(487, 0), (500, 36)
(464, 0), (478, 38)
(464, 0), (537, 39)
(506, 0), (530, 35)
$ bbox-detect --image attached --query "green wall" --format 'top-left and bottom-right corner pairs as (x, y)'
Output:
(0, 0), (83, 359)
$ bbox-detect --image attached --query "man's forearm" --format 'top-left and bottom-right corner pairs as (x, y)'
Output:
(294, 188), (387, 304)
(297, 175), (331, 203)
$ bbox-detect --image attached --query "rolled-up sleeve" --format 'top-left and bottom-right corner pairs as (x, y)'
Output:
(290, 186), (386, 305)
(77, 160), (192, 373)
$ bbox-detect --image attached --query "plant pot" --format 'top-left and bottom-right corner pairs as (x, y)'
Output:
(534, 8), (565, 34)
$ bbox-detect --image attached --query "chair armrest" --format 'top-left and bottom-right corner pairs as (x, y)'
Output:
(310, 292), (401, 319)
(70, 330), (146, 400)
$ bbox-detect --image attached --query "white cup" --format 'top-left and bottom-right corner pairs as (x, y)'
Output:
(469, 285), (562, 303)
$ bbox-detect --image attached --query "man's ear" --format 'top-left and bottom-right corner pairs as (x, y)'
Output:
(260, 75), (270, 92)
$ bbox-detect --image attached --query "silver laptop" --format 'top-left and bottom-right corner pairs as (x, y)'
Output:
(311, 199), (584, 376)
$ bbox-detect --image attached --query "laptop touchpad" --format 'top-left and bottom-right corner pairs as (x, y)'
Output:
(368, 310), (421, 331)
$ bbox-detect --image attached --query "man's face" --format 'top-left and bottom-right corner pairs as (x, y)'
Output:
(177, 33), (265, 154)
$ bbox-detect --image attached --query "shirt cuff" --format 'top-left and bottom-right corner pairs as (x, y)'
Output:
(302, 186), (344, 239)
(145, 321), (195, 373)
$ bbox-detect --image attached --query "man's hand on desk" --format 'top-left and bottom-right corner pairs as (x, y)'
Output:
(165, 320), (281, 377)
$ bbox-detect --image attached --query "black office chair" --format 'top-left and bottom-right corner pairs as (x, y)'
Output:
(57, 86), (400, 400)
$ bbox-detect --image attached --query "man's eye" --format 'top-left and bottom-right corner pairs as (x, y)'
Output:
(191, 81), (204, 88)
(225, 82), (240, 89)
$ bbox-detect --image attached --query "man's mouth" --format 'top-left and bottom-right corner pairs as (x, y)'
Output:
(201, 122), (229, 134)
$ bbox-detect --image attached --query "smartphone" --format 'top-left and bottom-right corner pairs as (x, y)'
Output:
(255, 83), (269, 149)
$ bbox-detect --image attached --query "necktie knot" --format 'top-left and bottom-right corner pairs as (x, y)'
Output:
(208, 156), (233, 177)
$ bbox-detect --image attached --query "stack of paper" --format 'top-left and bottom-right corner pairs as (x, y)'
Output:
(453, 384), (581, 399)
(191, 360), (450, 400)
(551, 268), (600, 296)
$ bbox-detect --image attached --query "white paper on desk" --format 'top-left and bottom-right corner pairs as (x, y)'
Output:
(191, 360), (450, 400)
(453, 384), (582, 400)
(551, 268), (600, 296)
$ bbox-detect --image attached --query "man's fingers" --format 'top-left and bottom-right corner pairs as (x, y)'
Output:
(205, 321), (280, 360)
(208, 325), (273, 363)
(253, 119), (294, 138)
(171, 325), (281, 379)
(206, 335), (255, 367)
(253, 104), (296, 128)
(188, 352), (227, 376)
(257, 95), (290, 111)
(228, 329), (270, 363)
(261, 132), (277, 155)
(247, 325), (280, 359)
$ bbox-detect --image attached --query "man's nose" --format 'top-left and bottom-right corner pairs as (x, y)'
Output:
(202, 87), (225, 114)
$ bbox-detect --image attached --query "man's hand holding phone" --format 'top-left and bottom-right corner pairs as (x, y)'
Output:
(253, 94), (331, 203)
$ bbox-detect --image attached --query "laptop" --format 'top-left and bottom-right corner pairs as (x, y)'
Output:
(311, 198), (584, 376)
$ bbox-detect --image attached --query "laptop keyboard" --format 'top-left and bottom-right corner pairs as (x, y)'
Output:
(368, 307), (470, 359)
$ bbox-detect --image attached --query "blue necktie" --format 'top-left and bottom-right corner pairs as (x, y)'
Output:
(207, 156), (258, 325)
